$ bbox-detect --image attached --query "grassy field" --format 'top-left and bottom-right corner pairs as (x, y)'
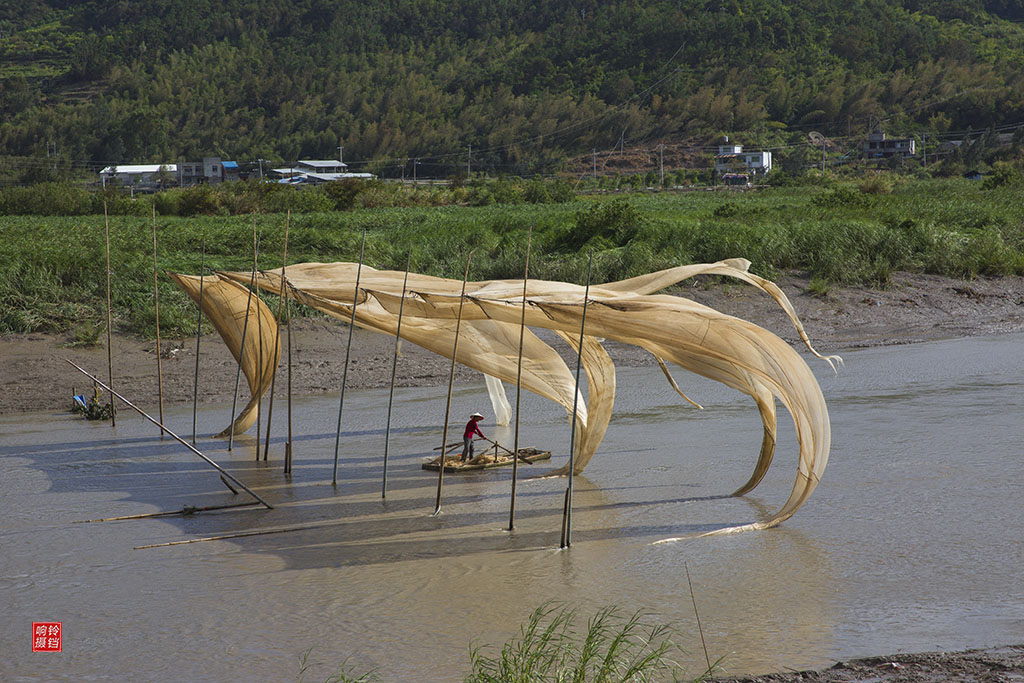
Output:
(2, 177), (1023, 340)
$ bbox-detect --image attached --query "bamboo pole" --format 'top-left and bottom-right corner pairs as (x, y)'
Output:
(332, 230), (367, 486)
(285, 275), (294, 475)
(508, 228), (532, 531)
(256, 258), (264, 461)
(151, 207), (165, 436)
(560, 251), (593, 549)
(264, 211), (290, 462)
(135, 521), (322, 549)
(192, 240), (206, 444)
(76, 501), (261, 523)
(228, 217), (259, 451)
(63, 359), (273, 509)
(382, 249), (412, 498)
(433, 252), (473, 515)
(103, 201), (116, 428)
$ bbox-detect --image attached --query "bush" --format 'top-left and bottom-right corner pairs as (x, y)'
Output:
(858, 173), (895, 195)
(559, 198), (641, 251)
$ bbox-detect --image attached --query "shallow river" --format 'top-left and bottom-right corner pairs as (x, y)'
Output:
(2, 334), (1023, 681)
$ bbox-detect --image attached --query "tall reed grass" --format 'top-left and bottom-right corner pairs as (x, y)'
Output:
(2, 179), (1021, 339)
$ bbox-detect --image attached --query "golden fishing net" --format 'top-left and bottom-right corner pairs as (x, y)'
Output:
(171, 258), (839, 532)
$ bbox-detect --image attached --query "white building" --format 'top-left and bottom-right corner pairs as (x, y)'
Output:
(99, 164), (176, 187)
(271, 159), (374, 184)
(863, 131), (915, 159)
(714, 138), (772, 177)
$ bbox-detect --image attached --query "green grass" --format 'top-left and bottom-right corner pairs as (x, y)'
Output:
(464, 603), (709, 683)
(2, 178), (1022, 339)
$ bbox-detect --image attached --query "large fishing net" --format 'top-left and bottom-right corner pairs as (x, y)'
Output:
(170, 258), (840, 532)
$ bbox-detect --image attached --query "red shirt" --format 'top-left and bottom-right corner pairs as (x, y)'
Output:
(463, 419), (485, 440)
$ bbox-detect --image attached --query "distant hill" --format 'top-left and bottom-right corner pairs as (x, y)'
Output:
(2, 0), (1024, 179)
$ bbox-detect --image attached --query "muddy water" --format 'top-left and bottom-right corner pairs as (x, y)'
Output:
(2, 334), (1023, 681)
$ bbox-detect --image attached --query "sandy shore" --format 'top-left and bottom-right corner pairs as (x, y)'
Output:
(5, 271), (1024, 416)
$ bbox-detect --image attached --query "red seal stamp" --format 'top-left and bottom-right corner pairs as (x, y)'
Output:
(32, 622), (61, 652)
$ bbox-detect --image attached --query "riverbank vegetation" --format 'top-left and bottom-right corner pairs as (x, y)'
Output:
(2, 177), (1022, 340)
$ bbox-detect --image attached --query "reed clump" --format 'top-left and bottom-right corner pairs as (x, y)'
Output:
(465, 603), (710, 683)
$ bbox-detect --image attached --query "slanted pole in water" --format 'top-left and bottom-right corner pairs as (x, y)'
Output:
(560, 251), (593, 549)
(191, 240), (206, 444)
(382, 249), (412, 498)
(63, 359), (273, 510)
(508, 227), (532, 531)
(229, 216), (259, 451)
(264, 211), (290, 463)
(332, 229), (366, 486)
(151, 207), (165, 436)
(433, 252), (473, 515)
(103, 201), (116, 428)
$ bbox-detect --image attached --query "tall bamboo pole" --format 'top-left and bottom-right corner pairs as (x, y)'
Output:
(285, 275), (294, 474)
(228, 216), (259, 451)
(332, 230), (366, 486)
(103, 201), (116, 427)
(191, 240), (206, 444)
(382, 249), (412, 498)
(151, 207), (165, 436)
(64, 359), (273, 509)
(264, 211), (290, 462)
(560, 252), (593, 549)
(255, 257), (264, 461)
(508, 228), (532, 530)
(433, 253), (473, 515)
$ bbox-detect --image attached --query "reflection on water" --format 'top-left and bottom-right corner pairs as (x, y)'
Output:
(2, 334), (1024, 681)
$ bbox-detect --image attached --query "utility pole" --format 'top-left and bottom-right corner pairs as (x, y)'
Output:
(821, 143), (826, 175)
(922, 132), (927, 167)
(592, 148), (597, 179)
(467, 145), (471, 176)
(414, 158), (418, 182)
(659, 144), (664, 186)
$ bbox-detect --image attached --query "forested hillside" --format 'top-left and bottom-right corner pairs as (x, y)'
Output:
(3, 0), (1024, 179)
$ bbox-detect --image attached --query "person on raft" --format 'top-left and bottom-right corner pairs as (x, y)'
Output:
(461, 412), (487, 463)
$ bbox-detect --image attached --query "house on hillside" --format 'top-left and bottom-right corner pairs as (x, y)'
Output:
(862, 131), (915, 159)
(714, 138), (772, 179)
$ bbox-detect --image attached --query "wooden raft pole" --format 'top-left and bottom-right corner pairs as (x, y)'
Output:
(332, 229), (366, 486)
(63, 359), (274, 510)
(433, 251), (472, 515)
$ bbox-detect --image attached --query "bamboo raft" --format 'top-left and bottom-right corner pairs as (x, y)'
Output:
(422, 447), (551, 473)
